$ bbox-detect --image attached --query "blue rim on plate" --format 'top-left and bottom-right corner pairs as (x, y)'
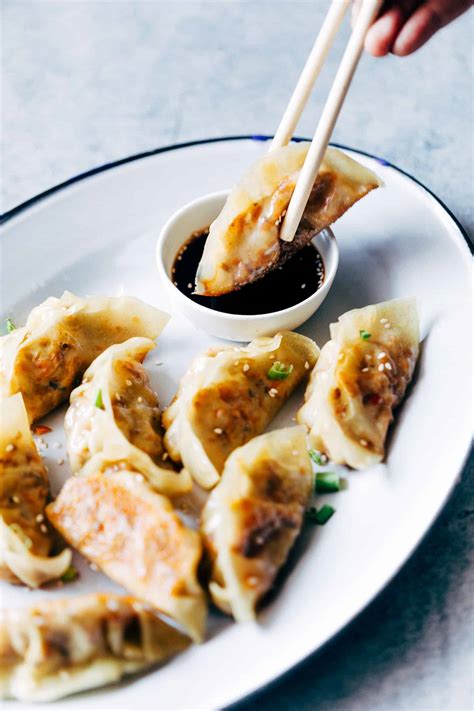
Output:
(1, 134), (472, 258)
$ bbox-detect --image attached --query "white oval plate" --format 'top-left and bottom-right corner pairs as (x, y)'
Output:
(1, 137), (472, 711)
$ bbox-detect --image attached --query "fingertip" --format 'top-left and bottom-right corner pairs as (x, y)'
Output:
(392, 5), (443, 56)
(364, 8), (406, 58)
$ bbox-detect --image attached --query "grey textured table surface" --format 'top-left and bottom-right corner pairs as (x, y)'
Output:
(2, 2), (473, 710)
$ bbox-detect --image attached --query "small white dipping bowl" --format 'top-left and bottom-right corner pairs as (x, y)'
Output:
(156, 190), (338, 342)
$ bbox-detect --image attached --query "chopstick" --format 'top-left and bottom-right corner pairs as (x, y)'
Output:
(270, 0), (350, 151)
(279, 0), (383, 242)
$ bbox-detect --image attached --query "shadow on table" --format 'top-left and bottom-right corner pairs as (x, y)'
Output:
(232, 452), (474, 711)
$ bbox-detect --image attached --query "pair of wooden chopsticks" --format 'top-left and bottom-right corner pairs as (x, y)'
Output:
(271, 0), (383, 242)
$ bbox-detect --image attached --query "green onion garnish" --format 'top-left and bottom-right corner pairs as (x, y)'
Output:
(6, 318), (16, 333)
(61, 565), (78, 583)
(267, 361), (294, 380)
(309, 449), (324, 465)
(94, 389), (104, 410)
(315, 472), (341, 493)
(359, 329), (371, 340)
(306, 504), (335, 525)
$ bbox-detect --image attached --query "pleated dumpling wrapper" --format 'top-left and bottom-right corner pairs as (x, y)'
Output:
(0, 291), (169, 422)
(297, 298), (420, 470)
(163, 331), (319, 489)
(0, 593), (190, 702)
(201, 426), (313, 622)
(0, 393), (71, 587)
(47, 470), (206, 643)
(65, 337), (191, 497)
(195, 144), (381, 296)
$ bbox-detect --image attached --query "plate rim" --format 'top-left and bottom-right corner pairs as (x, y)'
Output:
(1, 134), (473, 259)
(1, 135), (473, 710)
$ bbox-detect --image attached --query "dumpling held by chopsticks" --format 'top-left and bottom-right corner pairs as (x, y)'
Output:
(195, 143), (381, 296)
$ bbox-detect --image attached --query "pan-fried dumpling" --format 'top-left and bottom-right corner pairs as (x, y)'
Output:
(0, 291), (169, 422)
(0, 393), (71, 587)
(47, 470), (206, 642)
(163, 331), (319, 489)
(65, 337), (191, 496)
(0, 593), (190, 702)
(201, 426), (313, 622)
(195, 144), (381, 296)
(297, 298), (420, 469)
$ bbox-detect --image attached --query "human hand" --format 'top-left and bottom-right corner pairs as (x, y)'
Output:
(353, 0), (473, 56)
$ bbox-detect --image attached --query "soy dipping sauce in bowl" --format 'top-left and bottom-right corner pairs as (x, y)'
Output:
(156, 189), (338, 341)
(172, 228), (325, 316)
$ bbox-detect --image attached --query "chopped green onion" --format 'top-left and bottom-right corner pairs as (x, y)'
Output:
(309, 449), (324, 465)
(359, 329), (371, 340)
(94, 389), (104, 410)
(267, 361), (294, 380)
(6, 318), (16, 333)
(305, 504), (335, 525)
(315, 472), (341, 493)
(61, 566), (78, 583)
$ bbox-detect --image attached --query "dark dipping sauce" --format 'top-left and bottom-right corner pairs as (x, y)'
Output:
(172, 228), (325, 316)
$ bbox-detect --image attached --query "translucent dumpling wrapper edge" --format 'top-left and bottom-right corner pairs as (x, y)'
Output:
(0, 291), (169, 422)
(195, 144), (382, 296)
(201, 426), (314, 622)
(65, 337), (192, 497)
(162, 331), (319, 489)
(0, 593), (190, 702)
(0, 393), (71, 587)
(297, 297), (420, 469)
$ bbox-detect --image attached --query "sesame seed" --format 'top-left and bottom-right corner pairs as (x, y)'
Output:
(380, 318), (388, 324)
(36, 514), (44, 523)
(12, 495), (20, 504)
(384, 323), (391, 329)
(214, 427), (223, 435)
(378, 363), (385, 372)
(304, 361), (310, 370)
(135, 474), (144, 483)
(320, 453), (328, 464)
(187, 283), (193, 289)
(57, 458), (64, 465)
(269, 354), (276, 360)
(246, 576), (259, 588)
(338, 353), (345, 361)
(162, 452), (169, 461)
(137, 396), (143, 403)
(359, 439), (368, 447)
(40, 524), (48, 534)
(115, 393), (122, 402)
(377, 352), (386, 360)
(301, 283), (306, 289)
(243, 364), (250, 372)
(385, 362), (392, 371)
(126, 379), (132, 387)
(361, 367), (369, 373)
(5, 443), (14, 453)
(89, 563), (98, 571)
(234, 360), (239, 366)
(268, 388), (278, 398)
